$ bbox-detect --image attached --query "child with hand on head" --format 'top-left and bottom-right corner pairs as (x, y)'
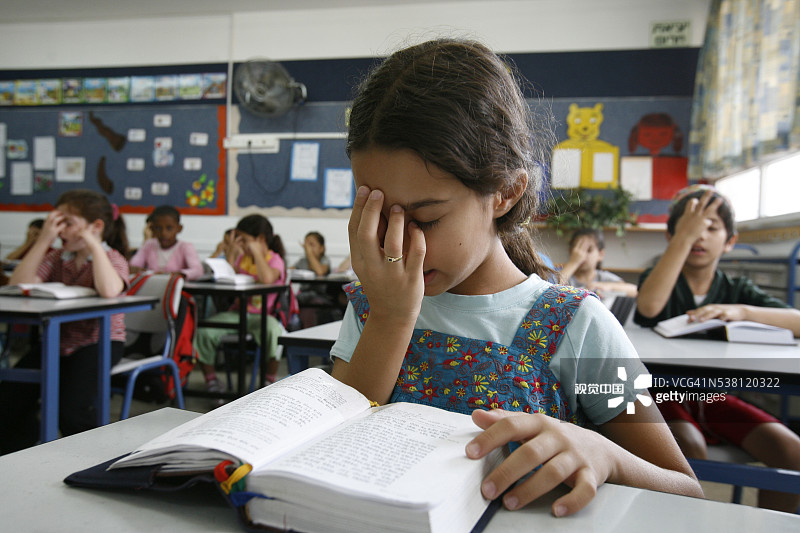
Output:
(330, 38), (703, 517)
(558, 228), (637, 298)
(0, 189), (130, 454)
(294, 231), (331, 277)
(129, 205), (204, 280)
(5, 218), (47, 261)
(634, 184), (800, 512)
(194, 214), (287, 394)
(210, 228), (238, 261)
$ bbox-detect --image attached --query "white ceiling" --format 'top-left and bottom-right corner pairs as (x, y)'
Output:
(1, 0), (490, 23)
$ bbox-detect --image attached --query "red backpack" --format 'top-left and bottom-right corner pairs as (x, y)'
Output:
(125, 272), (198, 402)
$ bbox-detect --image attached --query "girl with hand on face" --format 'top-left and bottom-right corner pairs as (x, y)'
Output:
(194, 214), (288, 395)
(1, 189), (130, 454)
(330, 38), (703, 517)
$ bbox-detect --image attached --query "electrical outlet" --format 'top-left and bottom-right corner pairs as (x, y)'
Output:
(223, 134), (280, 153)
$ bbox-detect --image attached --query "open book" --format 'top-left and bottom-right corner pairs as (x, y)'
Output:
(95, 369), (502, 533)
(201, 257), (254, 285)
(654, 314), (796, 346)
(0, 282), (97, 299)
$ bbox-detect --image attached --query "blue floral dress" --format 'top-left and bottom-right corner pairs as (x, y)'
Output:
(344, 281), (594, 426)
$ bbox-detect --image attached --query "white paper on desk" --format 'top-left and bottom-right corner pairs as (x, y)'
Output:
(0, 123), (6, 178)
(56, 157), (85, 182)
(324, 168), (353, 208)
(33, 136), (56, 170)
(11, 162), (33, 195)
(291, 142), (319, 181)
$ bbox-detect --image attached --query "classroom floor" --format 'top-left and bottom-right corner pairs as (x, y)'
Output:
(109, 358), (763, 510)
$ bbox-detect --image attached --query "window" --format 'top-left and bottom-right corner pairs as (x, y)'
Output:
(714, 152), (800, 222)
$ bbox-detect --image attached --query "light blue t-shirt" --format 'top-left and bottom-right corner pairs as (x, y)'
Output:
(331, 274), (647, 425)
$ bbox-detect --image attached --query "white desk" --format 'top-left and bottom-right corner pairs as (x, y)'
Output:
(0, 294), (157, 442)
(625, 323), (800, 388)
(1, 408), (797, 532)
(278, 319), (341, 374)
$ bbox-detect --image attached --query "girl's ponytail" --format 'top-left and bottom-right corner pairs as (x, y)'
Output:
(106, 214), (130, 258)
(269, 234), (286, 260)
(501, 227), (554, 281)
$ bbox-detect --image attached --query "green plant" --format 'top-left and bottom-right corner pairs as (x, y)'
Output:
(543, 187), (638, 236)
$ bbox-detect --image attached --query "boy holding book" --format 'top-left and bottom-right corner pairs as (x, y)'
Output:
(634, 184), (800, 512)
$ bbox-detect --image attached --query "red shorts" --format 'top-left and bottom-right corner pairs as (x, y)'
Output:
(656, 395), (778, 446)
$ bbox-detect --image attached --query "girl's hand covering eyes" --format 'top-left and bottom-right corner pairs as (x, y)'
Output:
(348, 185), (427, 325)
(674, 189), (722, 242)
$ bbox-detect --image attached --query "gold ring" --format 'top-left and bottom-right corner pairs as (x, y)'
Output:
(385, 255), (403, 263)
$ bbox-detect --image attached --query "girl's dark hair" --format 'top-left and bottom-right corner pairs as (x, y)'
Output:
(236, 214), (285, 259)
(150, 204), (181, 223)
(305, 231), (325, 248)
(56, 189), (129, 257)
(29, 218), (45, 229)
(569, 228), (605, 251)
(346, 38), (555, 278)
(667, 190), (736, 239)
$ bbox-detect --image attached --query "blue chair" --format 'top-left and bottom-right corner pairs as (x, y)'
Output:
(111, 273), (186, 420)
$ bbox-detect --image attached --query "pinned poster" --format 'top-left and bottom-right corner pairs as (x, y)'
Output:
(11, 162), (33, 195)
(56, 157), (86, 182)
(291, 142), (320, 181)
(323, 168), (354, 208)
(34, 136), (56, 170)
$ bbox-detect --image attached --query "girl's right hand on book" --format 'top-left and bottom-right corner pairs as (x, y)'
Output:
(348, 185), (426, 324)
(466, 409), (614, 518)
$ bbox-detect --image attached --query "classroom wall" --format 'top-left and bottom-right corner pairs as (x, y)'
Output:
(0, 0), (711, 267)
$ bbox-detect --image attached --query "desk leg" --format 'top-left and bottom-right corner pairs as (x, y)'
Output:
(97, 314), (111, 427)
(237, 304), (247, 396)
(259, 296), (267, 389)
(40, 319), (60, 443)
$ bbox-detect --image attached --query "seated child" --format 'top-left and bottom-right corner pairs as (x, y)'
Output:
(558, 228), (637, 297)
(292, 232), (336, 326)
(293, 231), (331, 277)
(5, 218), (47, 261)
(330, 37), (703, 517)
(0, 190), (129, 454)
(194, 214), (287, 395)
(210, 228), (238, 260)
(635, 184), (800, 513)
(129, 205), (204, 280)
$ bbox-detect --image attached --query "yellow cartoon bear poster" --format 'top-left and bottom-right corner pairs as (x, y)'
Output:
(552, 103), (619, 189)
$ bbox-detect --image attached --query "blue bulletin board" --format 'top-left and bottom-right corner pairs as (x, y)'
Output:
(0, 105), (226, 215)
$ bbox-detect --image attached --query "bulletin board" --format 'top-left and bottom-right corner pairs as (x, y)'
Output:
(234, 101), (351, 211)
(0, 105), (226, 214)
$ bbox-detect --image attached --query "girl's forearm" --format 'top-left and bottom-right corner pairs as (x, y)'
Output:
(89, 244), (124, 297)
(331, 315), (414, 404)
(252, 253), (280, 284)
(605, 439), (704, 498)
(9, 239), (51, 284)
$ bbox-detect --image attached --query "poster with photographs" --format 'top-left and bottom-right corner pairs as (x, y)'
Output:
(130, 76), (155, 102)
(14, 81), (37, 105)
(59, 111), (83, 137)
(107, 77), (130, 103)
(179, 74), (203, 100)
(38, 79), (62, 105)
(62, 78), (83, 103)
(83, 78), (107, 103)
(154, 75), (178, 101)
(202, 73), (226, 99)
(0, 81), (13, 105)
